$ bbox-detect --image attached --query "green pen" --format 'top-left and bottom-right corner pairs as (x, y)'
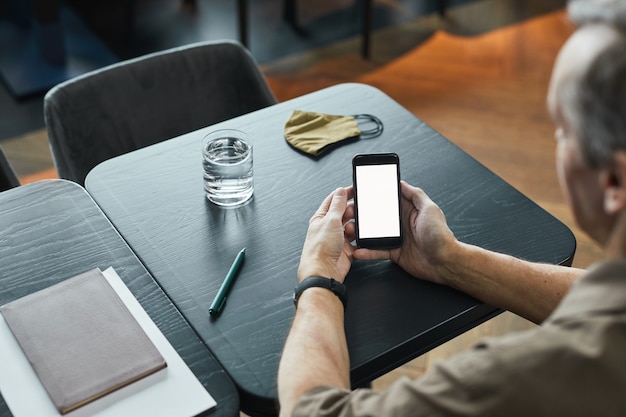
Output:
(209, 247), (246, 316)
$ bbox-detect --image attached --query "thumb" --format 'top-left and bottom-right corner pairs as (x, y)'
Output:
(329, 187), (348, 216)
(401, 181), (427, 210)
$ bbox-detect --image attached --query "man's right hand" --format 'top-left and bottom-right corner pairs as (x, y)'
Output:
(352, 181), (581, 324)
(352, 181), (459, 285)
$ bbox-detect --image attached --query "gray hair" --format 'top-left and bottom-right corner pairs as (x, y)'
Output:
(565, 0), (626, 168)
(569, 0), (626, 29)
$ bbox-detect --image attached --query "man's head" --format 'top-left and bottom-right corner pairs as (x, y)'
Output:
(548, 0), (626, 248)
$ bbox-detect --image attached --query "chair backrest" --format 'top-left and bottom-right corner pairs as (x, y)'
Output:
(44, 40), (277, 185)
(0, 146), (20, 192)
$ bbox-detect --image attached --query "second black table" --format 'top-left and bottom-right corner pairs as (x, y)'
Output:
(0, 180), (239, 417)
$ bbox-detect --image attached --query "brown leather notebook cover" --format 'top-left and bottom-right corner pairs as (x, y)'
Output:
(0, 269), (167, 414)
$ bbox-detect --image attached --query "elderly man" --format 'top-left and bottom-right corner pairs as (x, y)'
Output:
(278, 0), (626, 415)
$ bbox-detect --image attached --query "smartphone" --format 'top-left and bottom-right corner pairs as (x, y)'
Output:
(352, 153), (403, 249)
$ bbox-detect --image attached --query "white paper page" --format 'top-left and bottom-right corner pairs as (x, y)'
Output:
(0, 267), (216, 417)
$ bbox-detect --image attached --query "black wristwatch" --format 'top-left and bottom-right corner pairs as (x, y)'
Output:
(293, 276), (348, 310)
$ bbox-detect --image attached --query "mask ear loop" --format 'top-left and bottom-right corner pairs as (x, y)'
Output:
(353, 114), (384, 139)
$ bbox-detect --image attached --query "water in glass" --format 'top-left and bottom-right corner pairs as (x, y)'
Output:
(202, 134), (253, 206)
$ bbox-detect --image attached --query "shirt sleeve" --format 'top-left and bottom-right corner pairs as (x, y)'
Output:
(291, 343), (510, 417)
(291, 320), (616, 417)
(291, 264), (626, 417)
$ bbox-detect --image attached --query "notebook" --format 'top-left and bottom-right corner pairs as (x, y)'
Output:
(0, 269), (167, 414)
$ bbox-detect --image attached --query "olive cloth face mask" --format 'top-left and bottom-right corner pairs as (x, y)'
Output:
(284, 110), (383, 156)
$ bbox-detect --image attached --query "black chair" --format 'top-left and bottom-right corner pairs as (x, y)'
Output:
(44, 40), (277, 185)
(0, 146), (20, 192)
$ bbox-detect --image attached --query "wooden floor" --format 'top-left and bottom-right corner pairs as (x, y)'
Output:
(3, 0), (603, 405)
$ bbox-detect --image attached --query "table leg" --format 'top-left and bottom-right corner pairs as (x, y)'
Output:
(361, 0), (372, 59)
(283, 0), (297, 27)
(31, 0), (66, 65)
(437, 0), (446, 16)
(237, 0), (248, 47)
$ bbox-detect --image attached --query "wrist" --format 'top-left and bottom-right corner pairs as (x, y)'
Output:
(294, 276), (348, 310)
(295, 287), (345, 313)
(436, 240), (477, 288)
(297, 262), (340, 283)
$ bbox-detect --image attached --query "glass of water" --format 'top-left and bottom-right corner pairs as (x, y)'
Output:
(202, 129), (253, 206)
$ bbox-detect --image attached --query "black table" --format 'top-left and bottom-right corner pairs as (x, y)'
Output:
(0, 180), (239, 417)
(86, 83), (576, 416)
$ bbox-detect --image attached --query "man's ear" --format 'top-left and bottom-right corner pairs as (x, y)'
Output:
(603, 151), (626, 214)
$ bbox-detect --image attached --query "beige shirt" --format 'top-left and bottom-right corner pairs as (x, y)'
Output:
(293, 260), (626, 417)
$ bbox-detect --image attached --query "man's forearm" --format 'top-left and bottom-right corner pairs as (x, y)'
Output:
(278, 289), (350, 417)
(443, 242), (585, 323)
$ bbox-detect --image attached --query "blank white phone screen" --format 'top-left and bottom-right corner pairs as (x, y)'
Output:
(356, 164), (400, 239)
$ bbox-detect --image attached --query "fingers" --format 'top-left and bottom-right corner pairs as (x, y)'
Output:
(328, 187), (348, 217)
(344, 185), (354, 201)
(343, 220), (356, 242)
(353, 247), (392, 261)
(343, 200), (355, 225)
(312, 186), (355, 223)
(400, 180), (422, 204)
(318, 183), (428, 223)
(307, 182), (439, 267)
(311, 190), (335, 222)
(400, 181), (435, 211)
(311, 187), (348, 223)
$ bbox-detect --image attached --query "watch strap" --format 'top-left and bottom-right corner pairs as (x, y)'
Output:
(293, 276), (347, 309)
